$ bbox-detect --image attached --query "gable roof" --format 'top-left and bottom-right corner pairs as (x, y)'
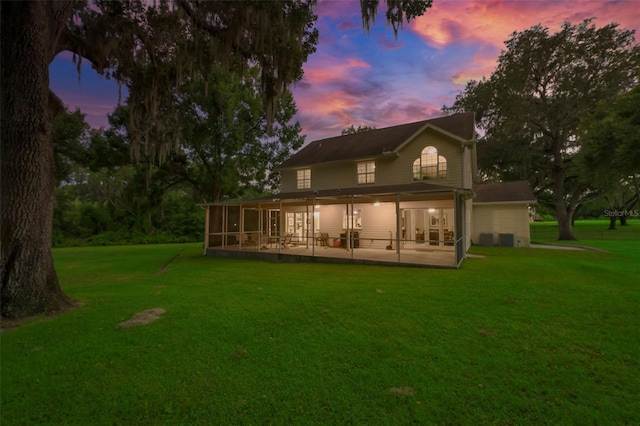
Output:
(278, 112), (475, 169)
(473, 180), (537, 204)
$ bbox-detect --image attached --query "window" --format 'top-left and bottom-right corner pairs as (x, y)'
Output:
(343, 211), (362, 229)
(357, 161), (375, 184)
(297, 168), (311, 189)
(413, 146), (447, 180)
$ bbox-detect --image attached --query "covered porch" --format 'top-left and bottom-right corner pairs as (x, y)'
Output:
(203, 184), (471, 268)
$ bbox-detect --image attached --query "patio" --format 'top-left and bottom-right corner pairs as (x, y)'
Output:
(205, 237), (459, 268)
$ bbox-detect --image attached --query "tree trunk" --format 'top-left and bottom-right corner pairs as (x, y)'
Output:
(1, 2), (74, 319)
(553, 167), (576, 240)
(556, 205), (577, 240)
(608, 216), (617, 230)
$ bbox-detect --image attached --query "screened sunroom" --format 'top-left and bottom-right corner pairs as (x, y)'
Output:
(202, 183), (472, 268)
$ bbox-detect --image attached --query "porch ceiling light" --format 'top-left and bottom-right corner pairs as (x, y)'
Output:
(373, 201), (380, 207)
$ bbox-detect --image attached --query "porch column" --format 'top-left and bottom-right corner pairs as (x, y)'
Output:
(311, 197), (316, 257)
(278, 199), (283, 254)
(239, 203), (244, 249)
(455, 192), (465, 267)
(306, 201), (310, 249)
(222, 205), (227, 248)
(203, 205), (210, 255)
(350, 195), (354, 259)
(396, 193), (401, 264)
(257, 204), (262, 248)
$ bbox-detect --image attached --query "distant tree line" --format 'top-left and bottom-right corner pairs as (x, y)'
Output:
(52, 65), (304, 246)
(53, 107), (201, 246)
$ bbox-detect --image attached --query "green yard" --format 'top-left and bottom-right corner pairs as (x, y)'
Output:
(1, 221), (639, 424)
(530, 218), (640, 243)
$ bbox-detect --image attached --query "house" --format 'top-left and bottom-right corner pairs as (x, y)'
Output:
(201, 112), (536, 268)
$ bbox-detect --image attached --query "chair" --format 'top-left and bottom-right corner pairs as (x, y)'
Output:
(248, 233), (259, 247)
(241, 233), (257, 247)
(317, 232), (329, 246)
(280, 233), (292, 248)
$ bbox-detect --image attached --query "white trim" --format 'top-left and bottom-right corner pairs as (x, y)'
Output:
(473, 201), (536, 206)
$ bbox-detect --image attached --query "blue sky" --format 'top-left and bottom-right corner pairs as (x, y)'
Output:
(49, 0), (640, 142)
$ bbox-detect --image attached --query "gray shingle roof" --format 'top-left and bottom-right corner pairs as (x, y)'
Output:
(473, 181), (537, 203)
(278, 112), (475, 169)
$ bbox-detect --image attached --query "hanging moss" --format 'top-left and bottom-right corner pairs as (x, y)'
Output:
(61, 0), (431, 164)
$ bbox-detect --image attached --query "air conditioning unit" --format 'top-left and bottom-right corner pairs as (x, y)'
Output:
(479, 233), (494, 246)
(499, 233), (515, 247)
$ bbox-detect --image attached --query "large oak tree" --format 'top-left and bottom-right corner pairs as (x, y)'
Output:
(445, 19), (640, 240)
(1, 1), (433, 319)
(577, 84), (640, 229)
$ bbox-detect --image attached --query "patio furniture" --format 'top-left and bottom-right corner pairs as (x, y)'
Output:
(241, 233), (258, 247)
(266, 236), (279, 248)
(340, 231), (359, 249)
(317, 232), (329, 246)
(280, 233), (292, 248)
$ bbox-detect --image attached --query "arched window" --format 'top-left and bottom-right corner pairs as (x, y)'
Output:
(413, 146), (447, 180)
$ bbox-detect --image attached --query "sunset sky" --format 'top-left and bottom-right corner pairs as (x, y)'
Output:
(49, 0), (640, 143)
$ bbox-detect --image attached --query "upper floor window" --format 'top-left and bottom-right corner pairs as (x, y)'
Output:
(413, 146), (447, 180)
(297, 168), (311, 189)
(357, 161), (375, 184)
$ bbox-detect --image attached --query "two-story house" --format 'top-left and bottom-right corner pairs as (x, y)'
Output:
(202, 112), (536, 268)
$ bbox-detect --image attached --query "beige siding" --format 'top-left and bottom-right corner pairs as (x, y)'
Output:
(356, 202), (397, 249)
(280, 169), (298, 192)
(471, 204), (531, 247)
(313, 162), (362, 190)
(400, 199), (454, 209)
(280, 162), (368, 192)
(462, 146), (473, 188)
(314, 204), (344, 241)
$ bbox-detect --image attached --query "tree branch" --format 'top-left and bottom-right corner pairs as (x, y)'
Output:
(55, 26), (113, 72)
(175, 0), (251, 60)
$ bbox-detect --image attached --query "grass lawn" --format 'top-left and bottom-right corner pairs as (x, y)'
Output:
(530, 218), (640, 243)
(1, 230), (639, 424)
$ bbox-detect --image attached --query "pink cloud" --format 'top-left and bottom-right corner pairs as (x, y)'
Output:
(295, 88), (360, 124)
(293, 79), (447, 141)
(302, 53), (371, 85)
(451, 49), (500, 85)
(412, 0), (640, 51)
(316, 0), (361, 21)
(376, 33), (404, 50)
(337, 21), (359, 31)
(410, 0), (640, 88)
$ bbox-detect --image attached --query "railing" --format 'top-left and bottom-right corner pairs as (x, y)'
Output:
(207, 232), (459, 267)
